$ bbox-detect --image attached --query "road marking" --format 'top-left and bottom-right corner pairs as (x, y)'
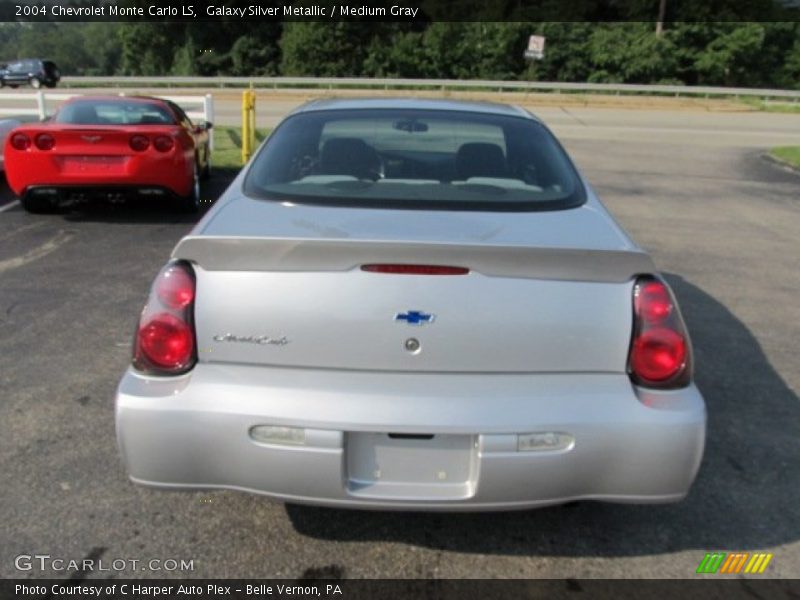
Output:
(0, 229), (74, 273)
(0, 220), (43, 242)
(0, 200), (20, 213)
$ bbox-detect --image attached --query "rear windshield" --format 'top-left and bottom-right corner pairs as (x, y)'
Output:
(243, 108), (585, 211)
(54, 100), (175, 126)
(9, 61), (33, 72)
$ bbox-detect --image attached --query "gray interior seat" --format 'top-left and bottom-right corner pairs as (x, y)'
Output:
(318, 138), (380, 180)
(456, 142), (507, 179)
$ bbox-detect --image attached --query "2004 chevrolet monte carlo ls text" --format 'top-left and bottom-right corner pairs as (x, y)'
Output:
(115, 98), (706, 511)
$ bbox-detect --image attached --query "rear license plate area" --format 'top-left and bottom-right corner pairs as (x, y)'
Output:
(59, 156), (125, 174)
(346, 432), (478, 500)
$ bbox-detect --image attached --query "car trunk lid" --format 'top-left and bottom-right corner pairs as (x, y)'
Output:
(175, 199), (651, 374)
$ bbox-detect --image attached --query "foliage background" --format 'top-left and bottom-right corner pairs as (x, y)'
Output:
(0, 19), (798, 88)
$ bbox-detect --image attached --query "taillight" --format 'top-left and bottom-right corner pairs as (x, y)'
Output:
(156, 264), (195, 309)
(129, 135), (149, 152)
(133, 261), (196, 375)
(10, 133), (31, 150)
(361, 264), (469, 275)
(138, 313), (194, 370)
(153, 135), (174, 152)
(34, 133), (55, 151)
(628, 276), (692, 388)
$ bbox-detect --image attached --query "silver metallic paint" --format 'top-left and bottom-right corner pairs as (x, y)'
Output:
(115, 98), (706, 510)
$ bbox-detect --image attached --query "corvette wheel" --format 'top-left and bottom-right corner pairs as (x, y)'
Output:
(200, 149), (211, 181)
(29, 77), (42, 89)
(179, 164), (201, 213)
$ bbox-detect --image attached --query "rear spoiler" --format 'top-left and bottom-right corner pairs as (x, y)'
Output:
(172, 236), (657, 283)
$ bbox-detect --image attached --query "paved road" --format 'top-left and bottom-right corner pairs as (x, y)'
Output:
(0, 96), (798, 580)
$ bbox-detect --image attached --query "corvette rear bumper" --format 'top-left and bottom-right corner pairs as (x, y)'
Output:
(6, 157), (193, 198)
(24, 185), (180, 202)
(116, 364), (706, 511)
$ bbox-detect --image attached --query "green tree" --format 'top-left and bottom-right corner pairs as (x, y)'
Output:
(781, 36), (800, 90)
(82, 23), (123, 75)
(229, 31), (281, 76)
(459, 23), (529, 80)
(171, 34), (197, 76)
(522, 23), (594, 82)
(118, 23), (184, 76)
(280, 22), (379, 76)
(693, 24), (766, 86)
(588, 23), (678, 83)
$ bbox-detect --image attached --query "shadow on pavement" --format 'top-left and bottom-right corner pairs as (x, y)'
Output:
(286, 274), (799, 557)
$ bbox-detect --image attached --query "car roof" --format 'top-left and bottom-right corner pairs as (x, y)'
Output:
(64, 95), (169, 105)
(289, 97), (537, 121)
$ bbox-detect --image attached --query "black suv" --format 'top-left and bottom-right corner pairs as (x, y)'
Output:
(0, 59), (60, 89)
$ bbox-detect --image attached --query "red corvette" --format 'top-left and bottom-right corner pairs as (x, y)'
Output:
(4, 95), (212, 213)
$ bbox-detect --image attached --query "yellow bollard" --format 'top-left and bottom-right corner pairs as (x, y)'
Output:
(241, 88), (256, 164)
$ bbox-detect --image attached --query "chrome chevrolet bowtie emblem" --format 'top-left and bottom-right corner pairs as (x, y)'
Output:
(395, 311), (435, 325)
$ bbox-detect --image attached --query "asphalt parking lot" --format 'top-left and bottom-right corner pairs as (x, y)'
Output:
(0, 98), (798, 579)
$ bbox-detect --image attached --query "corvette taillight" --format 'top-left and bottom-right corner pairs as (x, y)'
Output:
(34, 133), (55, 151)
(628, 276), (692, 388)
(129, 134), (149, 152)
(133, 261), (196, 375)
(10, 133), (31, 150)
(153, 135), (174, 152)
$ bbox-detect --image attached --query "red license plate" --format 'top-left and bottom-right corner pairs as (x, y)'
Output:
(60, 156), (125, 173)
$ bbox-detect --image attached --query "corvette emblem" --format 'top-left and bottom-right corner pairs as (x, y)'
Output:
(81, 135), (102, 143)
(395, 311), (435, 325)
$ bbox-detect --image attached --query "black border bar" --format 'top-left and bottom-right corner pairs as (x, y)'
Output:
(2, 0), (800, 23)
(2, 579), (800, 600)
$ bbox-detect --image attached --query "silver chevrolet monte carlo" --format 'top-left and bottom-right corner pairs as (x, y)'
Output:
(115, 98), (706, 511)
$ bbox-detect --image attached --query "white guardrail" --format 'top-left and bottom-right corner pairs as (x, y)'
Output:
(56, 76), (800, 101)
(0, 90), (215, 149)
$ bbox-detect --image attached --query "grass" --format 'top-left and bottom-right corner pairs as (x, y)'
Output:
(739, 97), (800, 113)
(770, 146), (800, 169)
(212, 126), (271, 171)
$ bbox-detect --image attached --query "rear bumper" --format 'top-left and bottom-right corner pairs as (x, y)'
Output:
(4, 152), (193, 198)
(23, 185), (180, 203)
(115, 364), (706, 511)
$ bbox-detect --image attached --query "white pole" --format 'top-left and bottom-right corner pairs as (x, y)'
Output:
(204, 93), (214, 150)
(36, 90), (46, 120)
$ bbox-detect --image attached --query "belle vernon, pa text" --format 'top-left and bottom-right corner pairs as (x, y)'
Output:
(16, 584), (343, 597)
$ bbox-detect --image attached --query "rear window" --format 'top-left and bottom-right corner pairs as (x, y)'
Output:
(243, 108), (585, 211)
(54, 100), (175, 125)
